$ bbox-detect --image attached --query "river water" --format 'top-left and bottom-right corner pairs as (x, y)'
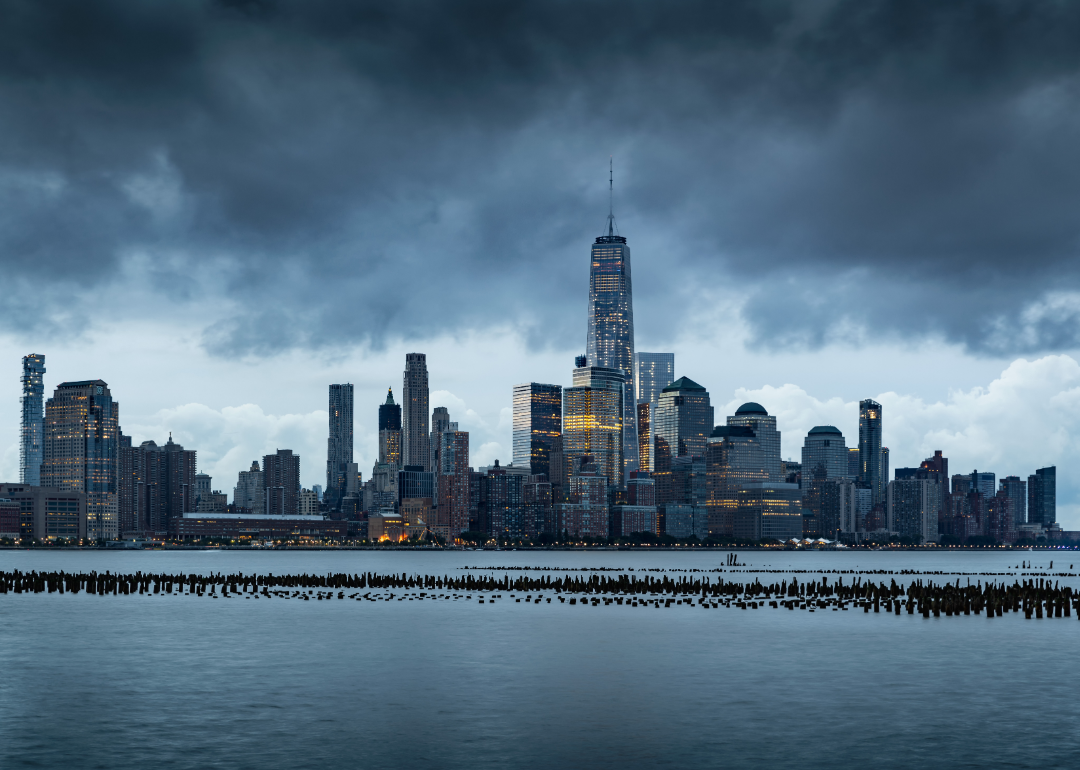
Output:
(1, 549), (1077, 769)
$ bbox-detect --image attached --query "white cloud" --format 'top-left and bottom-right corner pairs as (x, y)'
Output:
(125, 403), (328, 496)
(725, 355), (1080, 528)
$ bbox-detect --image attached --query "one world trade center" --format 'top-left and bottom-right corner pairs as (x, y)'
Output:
(585, 164), (638, 474)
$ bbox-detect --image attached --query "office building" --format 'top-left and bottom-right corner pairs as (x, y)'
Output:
(20, 354), (45, 486)
(118, 435), (197, 536)
(263, 449), (301, 516)
(378, 387), (402, 465)
(562, 374), (623, 489)
(858, 399), (885, 505)
(847, 447), (860, 479)
(1028, 466), (1056, 526)
(818, 478), (859, 540)
(41, 380), (120, 540)
(437, 427), (470, 541)
(653, 377), (714, 468)
(555, 456), (609, 540)
(1000, 476), (1027, 527)
(663, 504), (707, 540)
(524, 475), (554, 538)
(234, 461), (265, 514)
(634, 353), (675, 407)
(325, 384), (354, 509)
(705, 425), (767, 537)
(800, 426), (850, 490)
(635, 352), (673, 471)
(512, 383), (562, 478)
(887, 478), (941, 543)
(586, 189), (638, 475)
(733, 482), (803, 541)
(727, 403), (781, 483)
(0, 483), (86, 540)
(610, 504), (658, 537)
(430, 406), (451, 474)
(972, 471), (996, 499)
(481, 461), (527, 540)
(402, 353), (430, 470)
(636, 402), (651, 472)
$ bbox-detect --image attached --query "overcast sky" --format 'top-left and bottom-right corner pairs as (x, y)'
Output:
(2, 0), (1080, 524)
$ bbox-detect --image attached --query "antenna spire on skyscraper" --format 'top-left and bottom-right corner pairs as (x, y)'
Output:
(608, 156), (614, 237)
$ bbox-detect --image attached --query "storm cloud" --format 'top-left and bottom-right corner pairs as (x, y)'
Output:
(3, 0), (1080, 356)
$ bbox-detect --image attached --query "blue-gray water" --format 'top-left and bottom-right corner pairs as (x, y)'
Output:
(1, 549), (1078, 769)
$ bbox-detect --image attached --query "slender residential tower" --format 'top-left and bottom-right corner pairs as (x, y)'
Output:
(586, 161), (638, 474)
(326, 383), (354, 508)
(20, 354), (45, 485)
(859, 399), (885, 505)
(402, 354), (430, 470)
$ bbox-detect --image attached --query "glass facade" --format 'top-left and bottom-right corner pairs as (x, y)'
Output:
(562, 386), (623, 488)
(634, 352), (674, 406)
(733, 483), (803, 541)
(858, 399), (884, 505)
(800, 426), (850, 490)
(20, 354), (45, 486)
(586, 232), (638, 474)
(511, 383), (562, 478)
(41, 380), (119, 540)
(726, 403), (781, 484)
(705, 426), (767, 537)
(326, 383), (354, 509)
(1028, 466), (1056, 526)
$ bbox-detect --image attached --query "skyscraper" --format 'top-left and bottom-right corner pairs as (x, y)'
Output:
(562, 379), (623, 489)
(118, 435), (196, 536)
(234, 461), (265, 514)
(41, 380), (120, 540)
(326, 384), (354, 509)
(437, 426), (470, 541)
(512, 383), (562, 478)
(586, 168), (638, 474)
(378, 387), (402, 465)
(430, 406), (450, 474)
(800, 426), (850, 490)
(634, 352), (675, 406)
(859, 399), (885, 505)
(634, 352), (674, 472)
(20, 354), (45, 486)
(653, 377), (714, 505)
(727, 403), (781, 483)
(1000, 475), (1026, 527)
(705, 425), (767, 537)
(1028, 466), (1056, 526)
(263, 449), (300, 516)
(402, 354), (430, 470)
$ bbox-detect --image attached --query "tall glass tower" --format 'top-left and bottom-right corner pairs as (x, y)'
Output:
(20, 354), (45, 486)
(326, 383), (354, 509)
(586, 165), (637, 474)
(859, 399), (884, 505)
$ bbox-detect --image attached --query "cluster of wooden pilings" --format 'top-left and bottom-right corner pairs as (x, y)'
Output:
(0, 569), (1074, 618)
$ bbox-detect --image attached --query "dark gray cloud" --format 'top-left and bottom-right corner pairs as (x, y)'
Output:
(3, 0), (1080, 356)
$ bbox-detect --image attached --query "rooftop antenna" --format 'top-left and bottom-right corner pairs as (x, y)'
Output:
(608, 156), (614, 236)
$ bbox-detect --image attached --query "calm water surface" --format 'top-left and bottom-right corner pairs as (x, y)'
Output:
(1, 549), (1077, 769)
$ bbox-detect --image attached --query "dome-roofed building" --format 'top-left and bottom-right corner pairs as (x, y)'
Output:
(726, 402), (781, 482)
(801, 425), (851, 490)
(734, 402), (768, 416)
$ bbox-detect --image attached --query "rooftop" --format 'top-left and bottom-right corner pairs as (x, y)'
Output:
(734, 402), (768, 416)
(662, 376), (706, 393)
(808, 425), (842, 436)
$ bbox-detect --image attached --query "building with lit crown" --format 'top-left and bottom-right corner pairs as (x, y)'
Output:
(20, 354), (45, 486)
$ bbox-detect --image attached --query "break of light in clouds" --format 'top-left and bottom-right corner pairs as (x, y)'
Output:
(1, 0), (1079, 520)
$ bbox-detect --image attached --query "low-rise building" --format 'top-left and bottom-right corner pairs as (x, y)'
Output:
(0, 483), (87, 540)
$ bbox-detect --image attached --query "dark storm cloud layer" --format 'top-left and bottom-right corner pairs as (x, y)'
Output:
(3, 0), (1080, 356)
